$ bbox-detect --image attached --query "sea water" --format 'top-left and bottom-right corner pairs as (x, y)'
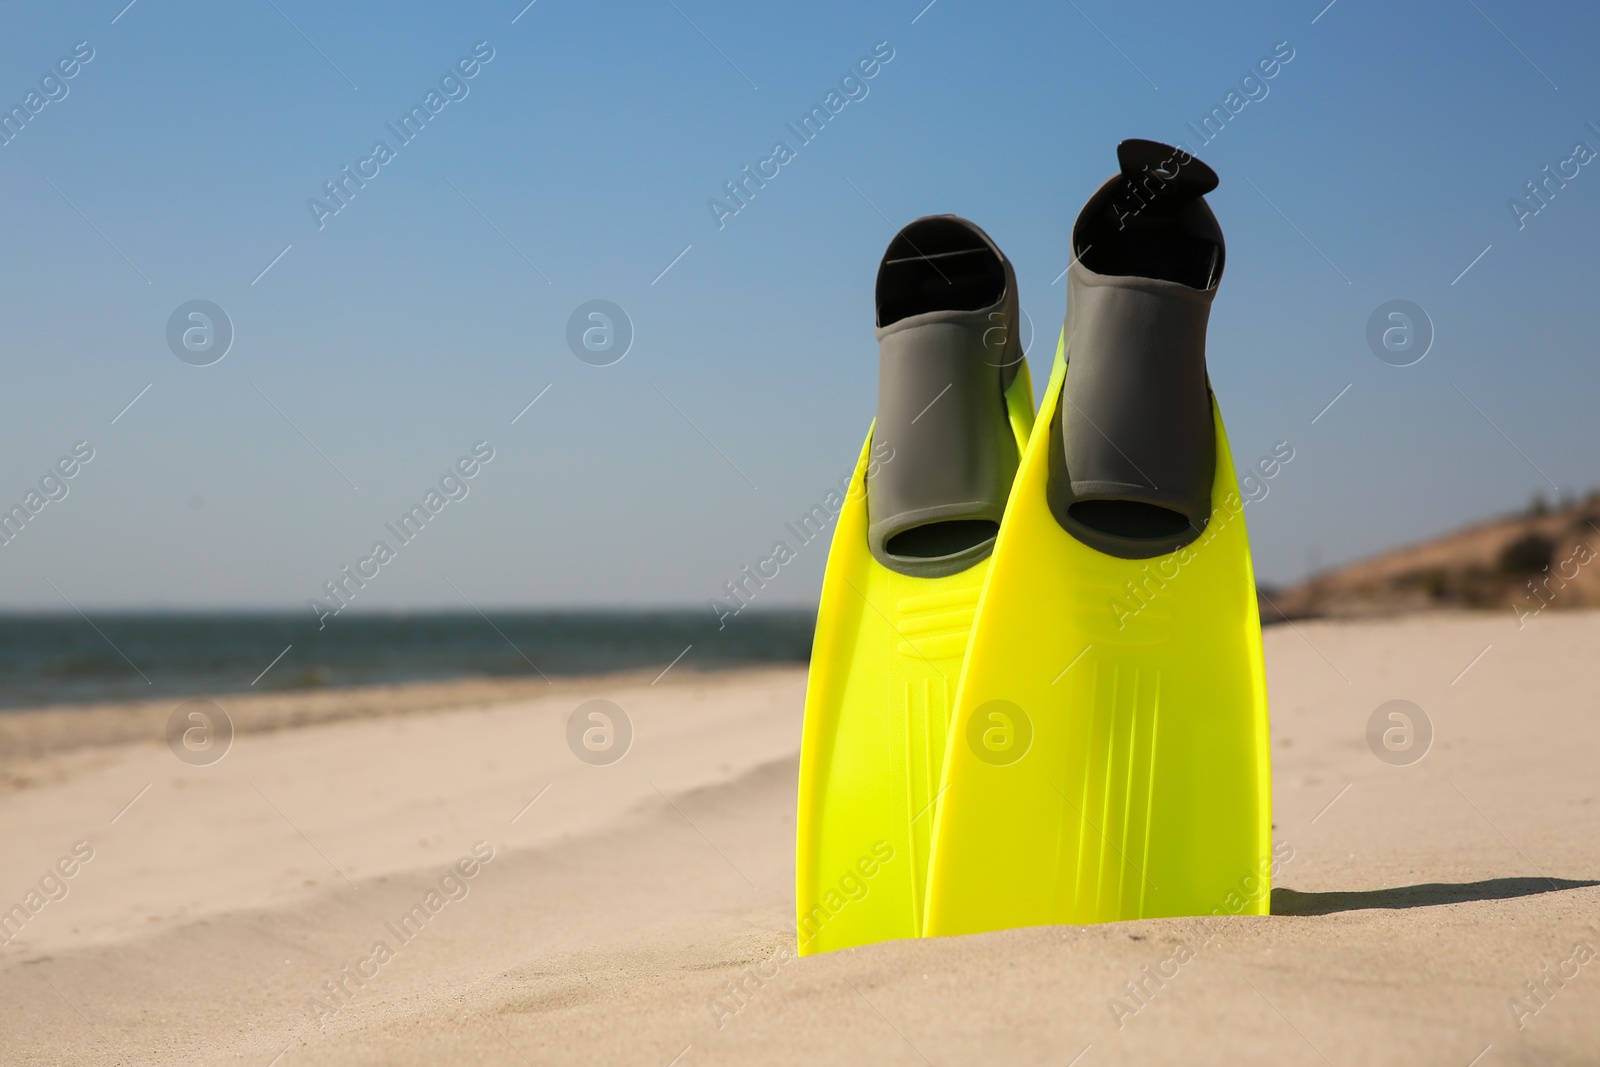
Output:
(0, 610), (814, 709)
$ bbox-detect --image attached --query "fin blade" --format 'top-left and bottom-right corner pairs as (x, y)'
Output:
(798, 365), (1039, 954)
(924, 341), (1271, 937)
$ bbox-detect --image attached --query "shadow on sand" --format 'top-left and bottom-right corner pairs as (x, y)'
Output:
(1272, 877), (1599, 917)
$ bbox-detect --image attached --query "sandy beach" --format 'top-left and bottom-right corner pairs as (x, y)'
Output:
(3, 612), (1598, 1065)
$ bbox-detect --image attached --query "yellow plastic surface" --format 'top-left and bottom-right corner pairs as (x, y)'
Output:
(796, 364), (1034, 955)
(922, 338), (1271, 937)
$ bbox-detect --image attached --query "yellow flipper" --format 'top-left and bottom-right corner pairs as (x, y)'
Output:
(796, 367), (1034, 955)
(923, 341), (1271, 936)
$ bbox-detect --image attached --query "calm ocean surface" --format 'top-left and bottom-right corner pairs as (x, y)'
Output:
(0, 611), (815, 710)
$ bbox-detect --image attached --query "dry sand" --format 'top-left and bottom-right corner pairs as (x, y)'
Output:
(2, 612), (1598, 1065)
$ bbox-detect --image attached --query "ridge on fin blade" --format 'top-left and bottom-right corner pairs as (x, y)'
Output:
(796, 215), (1035, 955)
(923, 144), (1271, 939)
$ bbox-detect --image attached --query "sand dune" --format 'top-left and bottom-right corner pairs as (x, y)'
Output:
(1266, 496), (1600, 620)
(2, 614), (1598, 1065)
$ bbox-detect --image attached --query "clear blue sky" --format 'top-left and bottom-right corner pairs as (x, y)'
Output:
(1, 0), (1596, 611)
